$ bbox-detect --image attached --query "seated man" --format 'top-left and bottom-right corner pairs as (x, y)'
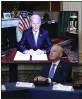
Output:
(34, 44), (72, 84)
(18, 14), (52, 54)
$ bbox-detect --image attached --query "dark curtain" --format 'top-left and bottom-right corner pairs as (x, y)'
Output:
(57, 11), (78, 38)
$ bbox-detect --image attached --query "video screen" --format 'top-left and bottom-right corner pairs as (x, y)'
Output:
(1, 11), (78, 63)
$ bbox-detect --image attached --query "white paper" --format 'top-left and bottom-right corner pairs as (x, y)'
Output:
(14, 51), (30, 61)
(52, 84), (74, 91)
(32, 53), (48, 61)
(1, 85), (6, 91)
(16, 82), (35, 88)
(28, 50), (45, 56)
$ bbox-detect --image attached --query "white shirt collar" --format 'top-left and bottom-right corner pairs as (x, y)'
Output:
(50, 60), (60, 71)
(33, 31), (39, 35)
(52, 60), (60, 66)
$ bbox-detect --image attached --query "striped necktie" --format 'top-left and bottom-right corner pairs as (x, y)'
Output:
(48, 64), (56, 78)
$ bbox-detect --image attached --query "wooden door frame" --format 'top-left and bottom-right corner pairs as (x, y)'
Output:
(49, 1), (63, 11)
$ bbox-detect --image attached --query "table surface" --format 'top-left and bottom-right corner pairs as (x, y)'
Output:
(2, 82), (82, 99)
(1, 49), (69, 64)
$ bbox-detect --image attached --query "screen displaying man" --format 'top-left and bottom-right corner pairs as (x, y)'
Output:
(18, 14), (52, 54)
(34, 44), (72, 84)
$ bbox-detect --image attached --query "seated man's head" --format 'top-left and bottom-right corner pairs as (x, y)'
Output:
(49, 44), (63, 62)
(30, 14), (41, 32)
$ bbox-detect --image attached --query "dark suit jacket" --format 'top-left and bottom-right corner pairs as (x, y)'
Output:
(40, 61), (72, 84)
(18, 28), (52, 53)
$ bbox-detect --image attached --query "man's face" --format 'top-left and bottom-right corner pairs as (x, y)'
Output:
(31, 17), (41, 32)
(49, 45), (62, 61)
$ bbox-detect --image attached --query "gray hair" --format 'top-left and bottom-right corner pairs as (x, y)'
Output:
(30, 14), (41, 22)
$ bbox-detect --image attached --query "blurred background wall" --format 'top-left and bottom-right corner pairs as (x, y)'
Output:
(63, 1), (82, 63)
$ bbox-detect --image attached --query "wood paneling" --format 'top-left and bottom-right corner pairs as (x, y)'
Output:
(1, 1), (61, 11)
(51, 1), (60, 11)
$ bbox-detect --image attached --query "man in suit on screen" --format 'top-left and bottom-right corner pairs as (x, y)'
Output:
(18, 14), (52, 54)
(34, 44), (72, 84)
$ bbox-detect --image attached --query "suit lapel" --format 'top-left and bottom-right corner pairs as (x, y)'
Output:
(37, 31), (43, 48)
(28, 31), (36, 47)
(53, 61), (62, 78)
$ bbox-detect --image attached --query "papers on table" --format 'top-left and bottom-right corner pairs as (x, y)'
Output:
(14, 51), (30, 61)
(16, 82), (35, 88)
(1, 85), (6, 91)
(52, 84), (74, 91)
(14, 51), (48, 61)
(32, 54), (48, 61)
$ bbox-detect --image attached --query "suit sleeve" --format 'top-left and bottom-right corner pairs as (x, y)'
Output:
(45, 31), (52, 53)
(39, 64), (50, 78)
(18, 31), (27, 52)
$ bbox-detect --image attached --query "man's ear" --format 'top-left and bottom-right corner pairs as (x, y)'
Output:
(60, 53), (63, 57)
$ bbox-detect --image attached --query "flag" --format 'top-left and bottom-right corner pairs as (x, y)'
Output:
(18, 14), (31, 33)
